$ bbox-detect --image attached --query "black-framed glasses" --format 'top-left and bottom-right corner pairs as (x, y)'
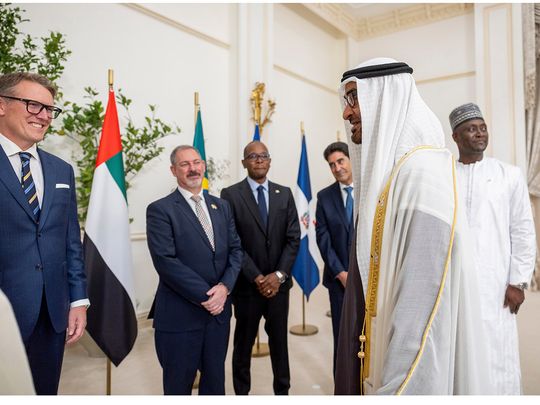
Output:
(245, 152), (270, 161)
(343, 89), (358, 109)
(0, 95), (62, 119)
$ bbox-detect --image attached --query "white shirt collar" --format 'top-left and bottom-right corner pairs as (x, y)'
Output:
(339, 182), (354, 191)
(177, 185), (205, 202)
(0, 133), (40, 161)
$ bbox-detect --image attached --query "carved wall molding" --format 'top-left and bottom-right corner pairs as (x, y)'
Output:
(303, 3), (473, 41)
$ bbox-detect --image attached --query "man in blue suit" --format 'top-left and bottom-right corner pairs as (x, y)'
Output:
(147, 145), (242, 395)
(315, 141), (354, 376)
(0, 72), (88, 394)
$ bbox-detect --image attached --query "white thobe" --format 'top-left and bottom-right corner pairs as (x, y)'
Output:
(456, 157), (536, 395)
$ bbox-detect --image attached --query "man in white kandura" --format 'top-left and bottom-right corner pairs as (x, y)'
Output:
(334, 57), (494, 395)
(450, 102), (536, 395)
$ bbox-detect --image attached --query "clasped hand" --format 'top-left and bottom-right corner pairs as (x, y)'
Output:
(202, 284), (228, 315)
(255, 273), (280, 299)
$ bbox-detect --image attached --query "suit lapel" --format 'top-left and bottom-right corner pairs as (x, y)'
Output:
(174, 190), (214, 251)
(267, 181), (281, 235)
(331, 182), (349, 228)
(0, 145), (37, 222)
(239, 179), (266, 234)
(37, 148), (56, 230)
(205, 195), (220, 251)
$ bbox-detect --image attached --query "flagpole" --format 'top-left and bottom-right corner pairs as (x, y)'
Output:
(337, 130), (341, 141)
(194, 91), (199, 126)
(105, 68), (115, 396)
(290, 121), (318, 337)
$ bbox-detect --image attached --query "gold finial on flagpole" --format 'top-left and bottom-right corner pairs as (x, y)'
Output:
(300, 121), (305, 136)
(337, 130), (341, 141)
(194, 92), (199, 126)
(108, 69), (114, 90)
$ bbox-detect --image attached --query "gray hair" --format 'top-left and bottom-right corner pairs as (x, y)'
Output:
(170, 145), (201, 165)
(0, 72), (57, 98)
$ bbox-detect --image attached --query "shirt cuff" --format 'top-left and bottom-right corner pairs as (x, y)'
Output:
(70, 299), (90, 309)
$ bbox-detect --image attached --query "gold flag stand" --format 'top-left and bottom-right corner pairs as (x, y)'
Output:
(289, 122), (319, 336)
(290, 294), (318, 336)
(252, 331), (270, 357)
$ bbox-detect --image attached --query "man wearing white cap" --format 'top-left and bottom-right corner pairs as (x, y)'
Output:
(450, 102), (536, 394)
(335, 58), (493, 395)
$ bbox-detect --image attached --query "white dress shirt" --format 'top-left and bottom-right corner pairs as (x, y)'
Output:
(339, 182), (354, 207)
(177, 186), (213, 227)
(0, 133), (44, 206)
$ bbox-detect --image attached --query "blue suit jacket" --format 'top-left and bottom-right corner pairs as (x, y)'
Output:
(146, 190), (243, 332)
(0, 145), (87, 340)
(315, 182), (353, 288)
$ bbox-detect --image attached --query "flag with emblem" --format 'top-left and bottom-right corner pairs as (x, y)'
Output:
(291, 133), (321, 299)
(84, 87), (137, 366)
(193, 108), (209, 193)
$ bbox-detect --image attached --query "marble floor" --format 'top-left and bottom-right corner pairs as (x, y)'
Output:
(58, 287), (540, 395)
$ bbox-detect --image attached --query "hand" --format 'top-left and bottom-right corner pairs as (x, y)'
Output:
(336, 271), (348, 288)
(504, 285), (525, 314)
(258, 273), (281, 299)
(66, 306), (87, 344)
(202, 284), (228, 316)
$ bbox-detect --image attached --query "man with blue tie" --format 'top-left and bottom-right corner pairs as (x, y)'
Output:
(0, 72), (88, 394)
(315, 141), (354, 376)
(221, 141), (300, 395)
(146, 145), (242, 395)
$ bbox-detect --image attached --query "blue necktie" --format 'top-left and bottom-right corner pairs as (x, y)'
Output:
(344, 186), (353, 224)
(19, 152), (41, 221)
(257, 185), (268, 229)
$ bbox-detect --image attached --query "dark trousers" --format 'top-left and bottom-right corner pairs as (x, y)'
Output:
(24, 295), (66, 395)
(328, 280), (345, 377)
(154, 317), (230, 395)
(232, 290), (290, 395)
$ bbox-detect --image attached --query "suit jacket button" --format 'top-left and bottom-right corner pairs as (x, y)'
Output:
(35, 264), (42, 271)
(266, 240), (271, 247)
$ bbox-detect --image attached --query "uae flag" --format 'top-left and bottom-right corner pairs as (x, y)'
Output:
(84, 88), (137, 366)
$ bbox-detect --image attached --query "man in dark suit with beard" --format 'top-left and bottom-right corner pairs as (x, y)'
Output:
(221, 141), (300, 395)
(147, 145), (242, 395)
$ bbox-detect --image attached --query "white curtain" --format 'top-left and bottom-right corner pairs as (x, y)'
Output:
(522, 3), (540, 290)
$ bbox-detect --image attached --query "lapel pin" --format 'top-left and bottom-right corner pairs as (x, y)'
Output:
(211, 204), (218, 210)
(275, 189), (280, 194)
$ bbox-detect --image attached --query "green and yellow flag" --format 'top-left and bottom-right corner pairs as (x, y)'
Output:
(193, 108), (209, 193)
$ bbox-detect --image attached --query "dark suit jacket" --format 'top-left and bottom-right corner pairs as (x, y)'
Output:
(315, 182), (353, 288)
(0, 145), (87, 340)
(220, 178), (300, 295)
(146, 190), (242, 332)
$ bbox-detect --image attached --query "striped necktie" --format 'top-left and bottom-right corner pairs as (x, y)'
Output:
(191, 195), (215, 250)
(19, 152), (41, 221)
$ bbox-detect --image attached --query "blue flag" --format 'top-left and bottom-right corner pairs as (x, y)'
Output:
(291, 134), (321, 299)
(253, 123), (260, 141)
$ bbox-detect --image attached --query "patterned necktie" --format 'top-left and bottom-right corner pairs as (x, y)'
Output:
(191, 195), (215, 250)
(344, 186), (353, 224)
(257, 185), (268, 229)
(19, 152), (41, 221)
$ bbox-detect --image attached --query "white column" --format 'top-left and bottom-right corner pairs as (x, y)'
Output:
(230, 3), (274, 181)
(474, 3), (527, 172)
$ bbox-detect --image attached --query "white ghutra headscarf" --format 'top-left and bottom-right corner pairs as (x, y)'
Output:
(339, 57), (446, 295)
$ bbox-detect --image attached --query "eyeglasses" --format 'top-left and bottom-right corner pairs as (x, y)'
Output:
(177, 159), (203, 169)
(245, 152), (270, 161)
(0, 95), (62, 119)
(343, 90), (358, 109)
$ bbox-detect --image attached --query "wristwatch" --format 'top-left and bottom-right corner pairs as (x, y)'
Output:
(275, 271), (287, 284)
(510, 282), (528, 291)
